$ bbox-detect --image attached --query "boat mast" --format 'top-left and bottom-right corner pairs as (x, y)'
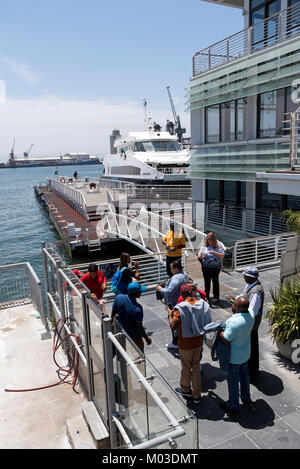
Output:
(143, 99), (153, 132)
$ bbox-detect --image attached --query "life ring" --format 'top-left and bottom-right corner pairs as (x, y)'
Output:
(60, 177), (66, 183)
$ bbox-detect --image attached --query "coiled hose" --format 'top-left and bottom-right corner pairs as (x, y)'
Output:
(4, 319), (80, 393)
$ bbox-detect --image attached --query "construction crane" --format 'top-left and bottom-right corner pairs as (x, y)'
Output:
(166, 86), (186, 143)
(8, 138), (16, 166)
(24, 144), (34, 159)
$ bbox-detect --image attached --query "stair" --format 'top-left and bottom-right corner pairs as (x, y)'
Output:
(66, 401), (110, 449)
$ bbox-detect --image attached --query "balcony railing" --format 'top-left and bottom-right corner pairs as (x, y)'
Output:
(193, 2), (300, 76)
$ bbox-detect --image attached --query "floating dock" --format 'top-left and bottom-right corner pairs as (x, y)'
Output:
(34, 179), (119, 256)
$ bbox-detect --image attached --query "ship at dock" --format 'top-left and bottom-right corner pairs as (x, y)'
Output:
(2, 139), (100, 168)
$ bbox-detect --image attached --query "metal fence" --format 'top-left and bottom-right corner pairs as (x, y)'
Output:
(48, 178), (89, 220)
(233, 232), (297, 269)
(0, 262), (47, 330)
(193, 2), (300, 75)
(204, 202), (288, 236)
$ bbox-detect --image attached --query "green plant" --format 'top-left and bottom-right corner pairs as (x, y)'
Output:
(266, 277), (300, 344)
(282, 209), (300, 234)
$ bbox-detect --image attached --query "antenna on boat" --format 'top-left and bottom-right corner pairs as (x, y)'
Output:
(143, 98), (153, 132)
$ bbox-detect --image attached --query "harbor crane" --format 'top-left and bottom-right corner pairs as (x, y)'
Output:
(24, 144), (34, 159)
(8, 138), (16, 166)
(166, 86), (186, 143)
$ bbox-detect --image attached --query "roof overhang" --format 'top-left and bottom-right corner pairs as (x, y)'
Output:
(202, 0), (244, 9)
(257, 171), (300, 196)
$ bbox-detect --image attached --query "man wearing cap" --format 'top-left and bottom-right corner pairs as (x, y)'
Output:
(227, 266), (264, 383)
(111, 282), (151, 353)
(168, 284), (211, 405)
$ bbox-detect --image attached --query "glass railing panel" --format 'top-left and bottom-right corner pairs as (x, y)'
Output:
(113, 322), (150, 441)
(88, 301), (108, 424)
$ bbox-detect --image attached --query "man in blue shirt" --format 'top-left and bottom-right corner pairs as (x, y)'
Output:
(111, 282), (151, 353)
(219, 296), (255, 413)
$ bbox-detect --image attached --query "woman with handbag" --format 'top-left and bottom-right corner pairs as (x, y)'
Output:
(198, 232), (225, 306)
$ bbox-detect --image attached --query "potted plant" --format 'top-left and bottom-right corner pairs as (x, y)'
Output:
(266, 277), (300, 360)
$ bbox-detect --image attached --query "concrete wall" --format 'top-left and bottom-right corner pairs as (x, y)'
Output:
(280, 235), (300, 283)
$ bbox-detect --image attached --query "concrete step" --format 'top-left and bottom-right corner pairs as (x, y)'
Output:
(66, 414), (97, 449)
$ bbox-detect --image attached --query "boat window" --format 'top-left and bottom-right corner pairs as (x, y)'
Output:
(134, 141), (181, 152)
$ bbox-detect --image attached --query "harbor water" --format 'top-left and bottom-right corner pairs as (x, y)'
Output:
(0, 164), (103, 282)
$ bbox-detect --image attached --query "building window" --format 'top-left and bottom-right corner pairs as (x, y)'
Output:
(205, 98), (247, 143)
(257, 90), (277, 137)
(250, 0), (281, 48)
(205, 105), (220, 143)
(206, 180), (219, 201)
(258, 87), (298, 138)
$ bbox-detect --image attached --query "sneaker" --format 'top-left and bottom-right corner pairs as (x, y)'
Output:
(166, 342), (179, 349)
(175, 387), (193, 399)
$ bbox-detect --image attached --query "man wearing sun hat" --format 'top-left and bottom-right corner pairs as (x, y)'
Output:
(241, 266), (264, 383)
(227, 266), (265, 382)
(111, 282), (151, 353)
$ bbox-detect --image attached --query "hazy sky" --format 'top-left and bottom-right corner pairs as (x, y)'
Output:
(0, 0), (243, 161)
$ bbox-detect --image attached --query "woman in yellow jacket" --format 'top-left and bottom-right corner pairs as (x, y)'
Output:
(162, 221), (186, 277)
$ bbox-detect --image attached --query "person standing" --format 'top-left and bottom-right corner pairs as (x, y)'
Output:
(226, 266), (264, 383)
(156, 259), (189, 349)
(73, 171), (78, 179)
(111, 282), (151, 353)
(112, 253), (140, 295)
(219, 296), (255, 413)
(198, 232), (225, 305)
(162, 221), (186, 277)
(168, 284), (211, 405)
(80, 263), (107, 300)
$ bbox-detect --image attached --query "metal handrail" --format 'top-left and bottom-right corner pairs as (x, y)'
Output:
(0, 262), (48, 331)
(193, 2), (300, 76)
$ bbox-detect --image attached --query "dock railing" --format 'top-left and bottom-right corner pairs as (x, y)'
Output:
(48, 178), (89, 220)
(193, 2), (300, 76)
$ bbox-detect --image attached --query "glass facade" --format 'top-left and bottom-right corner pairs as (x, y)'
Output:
(205, 98), (247, 143)
(258, 87), (299, 137)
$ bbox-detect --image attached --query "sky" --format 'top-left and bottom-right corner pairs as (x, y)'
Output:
(0, 0), (243, 162)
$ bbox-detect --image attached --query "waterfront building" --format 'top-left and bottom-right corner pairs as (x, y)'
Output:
(188, 0), (300, 232)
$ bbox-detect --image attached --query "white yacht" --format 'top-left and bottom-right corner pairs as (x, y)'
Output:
(102, 100), (191, 184)
(102, 130), (190, 184)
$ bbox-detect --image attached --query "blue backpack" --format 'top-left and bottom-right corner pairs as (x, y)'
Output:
(111, 267), (128, 295)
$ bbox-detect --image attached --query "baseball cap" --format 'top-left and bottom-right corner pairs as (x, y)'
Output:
(73, 269), (83, 277)
(242, 266), (259, 279)
(180, 284), (194, 295)
(127, 282), (147, 294)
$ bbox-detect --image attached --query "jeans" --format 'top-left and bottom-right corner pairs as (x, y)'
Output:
(226, 361), (251, 410)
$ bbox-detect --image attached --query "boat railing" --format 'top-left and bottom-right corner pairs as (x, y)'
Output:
(0, 262), (48, 331)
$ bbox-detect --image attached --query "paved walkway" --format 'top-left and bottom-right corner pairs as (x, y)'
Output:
(106, 266), (300, 449)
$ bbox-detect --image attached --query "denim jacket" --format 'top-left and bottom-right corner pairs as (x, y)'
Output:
(204, 321), (230, 375)
(161, 271), (189, 308)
